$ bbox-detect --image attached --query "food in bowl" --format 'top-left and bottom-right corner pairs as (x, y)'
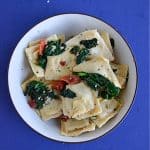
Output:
(21, 30), (128, 136)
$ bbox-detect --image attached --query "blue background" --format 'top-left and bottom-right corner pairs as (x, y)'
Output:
(0, 0), (149, 149)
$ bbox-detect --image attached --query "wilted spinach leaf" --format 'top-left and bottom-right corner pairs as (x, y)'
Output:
(80, 38), (98, 49)
(25, 80), (58, 109)
(70, 46), (80, 55)
(60, 88), (76, 98)
(76, 48), (89, 64)
(74, 72), (120, 99)
(38, 40), (66, 69)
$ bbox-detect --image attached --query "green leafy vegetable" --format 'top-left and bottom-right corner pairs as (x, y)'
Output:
(60, 88), (76, 98)
(38, 40), (66, 69)
(73, 72), (88, 77)
(48, 90), (59, 99)
(38, 55), (47, 69)
(70, 46), (80, 55)
(44, 40), (66, 56)
(25, 80), (58, 109)
(80, 38), (98, 49)
(70, 46), (90, 64)
(76, 48), (89, 64)
(74, 72), (120, 99)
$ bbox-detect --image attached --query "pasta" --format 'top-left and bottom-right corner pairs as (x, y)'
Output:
(61, 119), (95, 136)
(22, 30), (128, 136)
(45, 50), (76, 80)
(62, 82), (95, 118)
(73, 57), (121, 88)
(92, 99), (122, 128)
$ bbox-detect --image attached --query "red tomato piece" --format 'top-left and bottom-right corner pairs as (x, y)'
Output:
(60, 75), (81, 84)
(51, 80), (66, 91)
(59, 114), (69, 122)
(60, 60), (66, 66)
(28, 99), (37, 108)
(38, 39), (45, 55)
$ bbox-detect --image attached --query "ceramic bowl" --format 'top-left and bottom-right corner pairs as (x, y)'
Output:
(8, 14), (137, 143)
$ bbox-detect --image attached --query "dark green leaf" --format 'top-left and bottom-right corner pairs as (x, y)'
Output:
(38, 40), (66, 69)
(85, 77), (100, 90)
(70, 46), (80, 55)
(44, 40), (66, 56)
(100, 91), (111, 99)
(80, 38), (98, 49)
(25, 80), (58, 109)
(76, 48), (89, 64)
(75, 72), (120, 99)
(106, 83), (120, 97)
(48, 90), (59, 99)
(36, 100), (44, 109)
(60, 88), (76, 98)
(38, 56), (47, 69)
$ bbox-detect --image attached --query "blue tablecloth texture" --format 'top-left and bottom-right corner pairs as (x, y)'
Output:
(0, 0), (149, 149)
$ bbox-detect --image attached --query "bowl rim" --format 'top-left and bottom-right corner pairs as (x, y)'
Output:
(8, 13), (138, 143)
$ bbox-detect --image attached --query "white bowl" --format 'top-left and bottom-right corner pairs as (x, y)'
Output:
(8, 14), (137, 143)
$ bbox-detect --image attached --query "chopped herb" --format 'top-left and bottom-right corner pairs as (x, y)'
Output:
(76, 48), (89, 64)
(74, 72), (120, 99)
(25, 80), (58, 109)
(80, 38), (98, 49)
(60, 88), (76, 98)
(38, 40), (66, 69)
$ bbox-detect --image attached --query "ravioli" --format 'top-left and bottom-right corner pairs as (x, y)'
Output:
(21, 76), (46, 92)
(100, 31), (113, 54)
(93, 99), (121, 128)
(111, 63), (129, 88)
(61, 118), (95, 136)
(75, 98), (102, 120)
(57, 34), (65, 43)
(73, 57), (121, 88)
(21, 76), (62, 120)
(25, 45), (45, 77)
(66, 30), (114, 61)
(25, 34), (60, 77)
(45, 34), (58, 42)
(29, 34), (64, 46)
(38, 100), (62, 121)
(62, 82), (95, 118)
(22, 30), (128, 137)
(45, 50), (76, 80)
(62, 98), (74, 118)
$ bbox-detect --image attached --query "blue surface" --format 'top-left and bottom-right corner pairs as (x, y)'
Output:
(0, 0), (149, 149)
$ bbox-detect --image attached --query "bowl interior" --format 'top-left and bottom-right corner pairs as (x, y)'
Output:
(8, 14), (137, 142)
